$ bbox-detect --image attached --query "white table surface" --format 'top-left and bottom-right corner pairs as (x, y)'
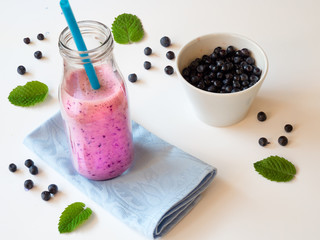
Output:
(1, 0), (320, 239)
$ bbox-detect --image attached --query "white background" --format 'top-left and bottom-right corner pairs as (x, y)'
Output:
(1, 0), (320, 239)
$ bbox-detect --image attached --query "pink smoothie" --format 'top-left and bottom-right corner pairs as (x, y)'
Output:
(60, 64), (134, 180)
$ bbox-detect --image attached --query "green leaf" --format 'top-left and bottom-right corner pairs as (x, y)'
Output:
(111, 13), (144, 44)
(8, 81), (48, 107)
(58, 202), (93, 233)
(254, 155), (296, 182)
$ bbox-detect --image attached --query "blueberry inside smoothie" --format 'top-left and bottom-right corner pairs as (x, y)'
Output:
(60, 64), (134, 180)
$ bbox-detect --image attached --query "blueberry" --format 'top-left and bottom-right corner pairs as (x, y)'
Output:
(41, 191), (51, 201)
(37, 33), (45, 40)
(144, 61), (151, 70)
(253, 66), (262, 76)
(213, 47), (222, 54)
(278, 136), (288, 146)
(24, 179), (34, 190)
(17, 65), (26, 75)
(257, 111), (267, 121)
(9, 163), (17, 172)
(23, 37), (30, 44)
(29, 165), (38, 175)
(24, 159), (34, 168)
(240, 73), (248, 81)
(258, 137), (269, 147)
(34, 51), (42, 59)
(284, 124), (293, 133)
(182, 68), (190, 77)
(128, 73), (137, 83)
(48, 184), (58, 195)
(196, 65), (205, 73)
(164, 65), (174, 75)
(160, 36), (171, 47)
(166, 51), (175, 60)
(226, 46), (235, 55)
(246, 57), (255, 65)
(144, 47), (152, 55)
(240, 48), (250, 57)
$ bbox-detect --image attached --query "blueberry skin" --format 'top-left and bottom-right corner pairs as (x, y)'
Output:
(34, 51), (42, 59)
(284, 124), (293, 133)
(37, 33), (45, 40)
(48, 184), (58, 195)
(257, 111), (267, 122)
(41, 191), (51, 201)
(29, 165), (38, 175)
(166, 51), (175, 60)
(17, 65), (26, 75)
(24, 159), (34, 168)
(144, 47), (152, 56)
(9, 163), (17, 172)
(164, 65), (174, 75)
(23, 37), (30, 44)
(258, 137), (269, 147)
(278, 136), (288, 146)
(160, 36), (171, 47)
(24, 179), (34, 190)
(128, 73), (137, 83)
(144, 61), (151, 70)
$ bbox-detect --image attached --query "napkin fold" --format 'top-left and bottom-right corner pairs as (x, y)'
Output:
(23, 112), (216, 238)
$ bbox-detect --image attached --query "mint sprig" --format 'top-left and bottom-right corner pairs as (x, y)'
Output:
(8, 81), (48, 107)
(111, 13), (144, 44)
(254, 155), (296, 182)
(58, 202), (92, 233)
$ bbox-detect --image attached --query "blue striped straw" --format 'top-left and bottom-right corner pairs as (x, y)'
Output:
(60, 0), (100, 90)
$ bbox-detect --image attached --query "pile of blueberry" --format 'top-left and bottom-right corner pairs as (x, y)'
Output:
(181, 46), (262, 93)
(17, 33), (45, 75)
(257, 111), (293, 147)
(8, 158), (58, 201)
(128, 36), (175, 83)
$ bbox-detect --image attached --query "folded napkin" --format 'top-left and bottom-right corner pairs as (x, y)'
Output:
(23, 112), (216, 239)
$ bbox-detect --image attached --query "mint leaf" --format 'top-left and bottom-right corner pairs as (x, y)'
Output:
(254, 155), (296, 182)
(58, 202), (93, 233)
(111, 13), (144, 44)
(8, 81), (48, 107)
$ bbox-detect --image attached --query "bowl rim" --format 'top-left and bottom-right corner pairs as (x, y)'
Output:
(176, 32), (269, 97)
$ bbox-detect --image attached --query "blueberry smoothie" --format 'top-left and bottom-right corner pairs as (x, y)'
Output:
(60, 64), (134, 180)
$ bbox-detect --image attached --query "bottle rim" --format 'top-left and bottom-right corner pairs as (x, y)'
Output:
(58, 20), (113, 64)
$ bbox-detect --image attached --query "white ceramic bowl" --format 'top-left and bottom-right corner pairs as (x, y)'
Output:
(176, 33), (268, 127)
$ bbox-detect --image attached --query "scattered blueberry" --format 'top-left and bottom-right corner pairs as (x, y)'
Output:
(24, 159), (34, 168)
(23, 37), (30, 44)
(37, 33), (45, 40)
(128, 73), (137, 83)
(29, 165), (38, 175)
(144, 47), (152, 56)
(160, 36), (171, 47)
(41, 191), (51, 201)
(284, 124), (293, 133)
(17, 65), (26, 75)
(164, 65), (174, 75)
(24, 179), (34, 190)
(48, 184), (58, 195)
(257, 111), (267, 122)
(9, 163), (17, 172)
(278, 136), (288, 146)
(144, 61), (151, 70)
(166, 51), (175, 60)
(34, 51), (42, 59)
(258, 137), (269, 147)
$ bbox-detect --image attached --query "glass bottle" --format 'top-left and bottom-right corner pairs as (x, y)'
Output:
(58, 20), (134, 180)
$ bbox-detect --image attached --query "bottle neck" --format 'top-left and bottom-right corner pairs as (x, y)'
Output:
(58, 20), (114, 65)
